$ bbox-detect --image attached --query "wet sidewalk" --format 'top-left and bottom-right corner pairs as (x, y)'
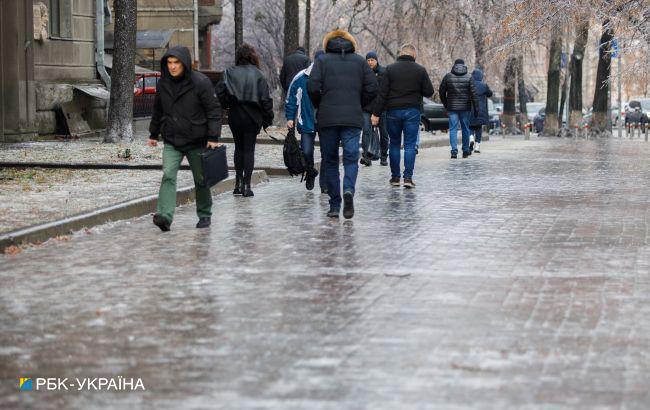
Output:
(1, 137), (650, 409)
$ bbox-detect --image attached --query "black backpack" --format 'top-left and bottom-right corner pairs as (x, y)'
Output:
(283, 128), (307, 176)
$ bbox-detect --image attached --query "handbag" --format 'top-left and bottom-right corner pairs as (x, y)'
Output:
(366, 126), (381, 161)
(200, 145), (229, 188)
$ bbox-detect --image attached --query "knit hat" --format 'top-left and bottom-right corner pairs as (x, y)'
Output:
(366, 50), (379, 61)
(454, 58), (465, 65)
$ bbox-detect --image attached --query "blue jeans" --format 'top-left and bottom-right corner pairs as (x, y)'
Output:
(319, 126), (361, 208)
(386, 108), (420, 179)
(300, 132), (325, 189)
(448, 111), (471, 154)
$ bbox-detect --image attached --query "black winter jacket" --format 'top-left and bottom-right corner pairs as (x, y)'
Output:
(216, 64), (274, 129)
(371, 55), (434, 116)
(149, 46), (222, 149)
(363, 64), (385, 113)
(280, 50), (310, 93)
(439, 62), (478, 112)
(307, 29), (378, 129)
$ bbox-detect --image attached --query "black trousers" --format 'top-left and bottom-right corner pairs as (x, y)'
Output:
(230, 123), (260, 184)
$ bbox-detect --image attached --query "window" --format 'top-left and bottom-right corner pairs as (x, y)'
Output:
(47, 0), (72, 39)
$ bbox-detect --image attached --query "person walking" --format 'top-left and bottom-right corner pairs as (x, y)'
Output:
(307, 29), (378, 219)
(217, 44), (274, 197)
(469, 69), (493, 153)
(280, 47), (310, 94)
(439, 59), (478, 159)
(148, 46), (222, 231)
(371, 44), (434, 188)
(285, 50), (326, 191)
(361, 50), (389, 167)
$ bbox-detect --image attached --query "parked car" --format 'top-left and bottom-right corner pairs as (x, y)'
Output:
(525, 102), (545, 123)
(533, 107), (545, 133)
(421, 97), (448, 131)
(626, 100), (649, 125)
(134, 72), (161, 96)
(488, 98), (500, 130)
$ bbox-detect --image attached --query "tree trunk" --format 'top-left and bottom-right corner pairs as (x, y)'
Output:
(558, 71), (568, 130)
(568, 21), (589, 129)
(516, 54), (527, 126)
(234, 0), (243, 51)
(303, 0), (311, 54)
(472, 26), (486, 70)
(105, 0), (137, 143)
(503, 55), (519, 134)
(591, 21), (613, 135)
(284, 0), (299, 56)
(543, 30), (562, 136)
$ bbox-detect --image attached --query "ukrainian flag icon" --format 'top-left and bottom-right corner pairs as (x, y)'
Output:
(19, 378), (32, 391)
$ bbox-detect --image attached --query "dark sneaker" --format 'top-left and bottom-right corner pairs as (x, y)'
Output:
(469, 140), (475, 153)
(196, 217), (211, 229)
(153, 214), (171, 232)
(305, 169), (318, 191)
(390, 177), (401, 187)
(451, 152), (458, 159)
(360, 156), (372, 166)
(403, 179), (415, 189)
(380, 158), (388, 166)
(415, 147), (419, 155)
(343, 191), (354, 219)
(327, 208), (340, 218)
(462, 152), (470, 158)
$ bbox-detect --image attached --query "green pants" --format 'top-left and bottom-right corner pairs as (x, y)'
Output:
(156, 143), (212, 222)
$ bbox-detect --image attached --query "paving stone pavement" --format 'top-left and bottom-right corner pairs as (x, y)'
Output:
(1, 137), (650, 409)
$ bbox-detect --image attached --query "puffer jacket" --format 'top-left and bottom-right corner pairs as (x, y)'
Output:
(439, 62), (478, 112)
(307, 29), (378, 129)
(149, 46), (222, 149)
(469, 69), (493, 127)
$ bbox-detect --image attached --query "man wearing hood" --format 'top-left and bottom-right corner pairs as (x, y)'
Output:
(469, 69), (493, 153)
(361, 50), (389, 167)
(280, 47), (311, 94)
(307, 29), (378, 219)
(439, 58), (478, 158)
(148, 46), (222, 231)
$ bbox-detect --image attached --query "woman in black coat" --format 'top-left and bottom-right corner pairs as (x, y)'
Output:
(469, 69), (493, 153)
(217, 44), (274, 197)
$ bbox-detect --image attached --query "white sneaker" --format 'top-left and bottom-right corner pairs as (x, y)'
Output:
(474, 142), (481, 153)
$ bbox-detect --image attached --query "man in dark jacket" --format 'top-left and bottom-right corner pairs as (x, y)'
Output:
(371, 44), (434, 188)
(148, 46), (222, 231)
(469, 69), (493, 153)
(307, 29), (378, 219)
(280, 47), (310, 93)
(361, 50), (389, 166)
(439, 58), (478, 158)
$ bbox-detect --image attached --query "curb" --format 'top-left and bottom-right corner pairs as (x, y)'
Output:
(0, 171), (269, 251)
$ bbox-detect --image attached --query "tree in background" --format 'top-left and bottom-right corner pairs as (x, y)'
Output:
(105, 0), (136, 143)
(568, 19), (589, 131)
(284, 0), (300, 56)
(591, 20), (614, 135)
(542, 29), (562, 136)
(235, 0), (243, 51)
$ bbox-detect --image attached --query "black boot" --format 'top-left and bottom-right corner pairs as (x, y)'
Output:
(242, 183), (254, 197)
(305, 168), (318, 191)
(232, 174), (244, 195)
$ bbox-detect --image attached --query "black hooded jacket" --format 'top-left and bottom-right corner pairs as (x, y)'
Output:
(439, 62), (478, 112)
(279, 49), (310, 93)
(371, 55), (434, 116)
(307, 29), (378, 129)
(149, 46), (222, 149)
